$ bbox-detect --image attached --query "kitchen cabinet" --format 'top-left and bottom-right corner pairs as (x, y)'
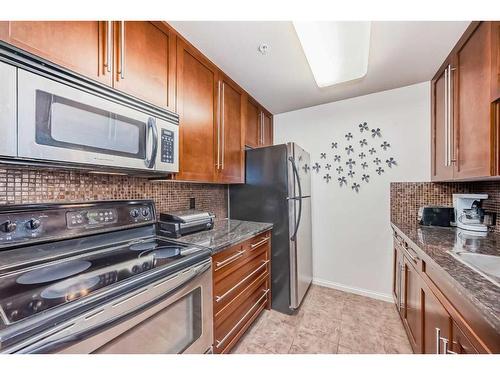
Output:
(261, 110), (273, 147)
(212, 231), (272, 354)
(175, 38), (219, 183)
(0, 21), (176, 110)
(175, 38), (245, 184)
(0, 21), (112, 86)
(402, 256), (422, 352)
(244, 97), (274, 148)
(216, 74), (245, 183)
(113, 21), (176, 109)
(392, 228), (495, 354)
(421, 282), (452, 354)
(431, 21), (500, 181)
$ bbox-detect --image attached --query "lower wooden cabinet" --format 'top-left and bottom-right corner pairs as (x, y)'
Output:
(392, 230), (498, 354)
(211, 231), (271, 354)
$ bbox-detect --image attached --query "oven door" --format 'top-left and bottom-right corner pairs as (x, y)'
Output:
(17, 69), (161, 171)
(13, 259), (213, 354)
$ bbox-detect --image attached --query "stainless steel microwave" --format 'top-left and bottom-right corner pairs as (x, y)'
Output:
(0, 60), (179, 174)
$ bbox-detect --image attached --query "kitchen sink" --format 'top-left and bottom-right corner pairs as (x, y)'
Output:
(449, 251), (500, 288)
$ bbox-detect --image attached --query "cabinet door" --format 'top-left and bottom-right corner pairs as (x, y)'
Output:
(431, 65), (454, 181)
(113, 21), (175, 110)
(451, 321), (479, 354)
(402, 257), (422, 352)
(392, 245), (404, 315)
(454, 22), (494, 179)
(217, 74), (244, 183)
(0, 21), (111, 86)
(245, 99), (261, 148)
(175, 38), (218, 182)
(262, 111), (273, 147)
(421, 282), (452, 354)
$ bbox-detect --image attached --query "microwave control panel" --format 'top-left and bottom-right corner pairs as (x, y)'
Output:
(161, 129), (174, 164)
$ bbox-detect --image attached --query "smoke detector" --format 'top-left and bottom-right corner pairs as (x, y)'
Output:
(258, 43), (269, 55)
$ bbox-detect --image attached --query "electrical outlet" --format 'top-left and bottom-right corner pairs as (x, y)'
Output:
(189, 197), (195, 210)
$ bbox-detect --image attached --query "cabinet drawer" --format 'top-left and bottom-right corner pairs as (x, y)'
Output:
(212, 242), (247, 274)
(214, 276), (269, 354)
(213, 245), (269, 307)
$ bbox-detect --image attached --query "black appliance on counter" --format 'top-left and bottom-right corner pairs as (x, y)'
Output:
(0, 200), (213, 354)
(418, 206), (455, 227)
(158, 210), (215, 238)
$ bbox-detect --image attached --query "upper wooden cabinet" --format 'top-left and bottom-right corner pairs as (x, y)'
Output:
(175, 39), (245, 184)
(217, 74), (245, 183)
(0, 21), (112, 86)
(244, 97), (273, 148)
(113, 21), (176, 109)
(175, 38), (219, 183)
(431, 21), (500, 181)
(0, 21), (176, 110)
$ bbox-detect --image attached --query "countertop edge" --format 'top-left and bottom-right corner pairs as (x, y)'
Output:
(210, 224), (273, 254)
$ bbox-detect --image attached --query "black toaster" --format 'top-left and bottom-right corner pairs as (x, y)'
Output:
(418, 206), (455, 227)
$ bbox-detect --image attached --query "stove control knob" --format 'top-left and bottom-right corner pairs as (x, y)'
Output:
(25, 218), (41, 231)
(0, 220), (17, 233)
(141, 208), (149, 217)
(130, 209), (139, 218)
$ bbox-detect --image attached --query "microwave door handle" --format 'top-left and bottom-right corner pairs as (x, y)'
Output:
(144, 117), (158, 169)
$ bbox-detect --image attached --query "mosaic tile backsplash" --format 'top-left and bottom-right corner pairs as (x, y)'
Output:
(0, 168), (228, 220)
(391, 181), (500, 233)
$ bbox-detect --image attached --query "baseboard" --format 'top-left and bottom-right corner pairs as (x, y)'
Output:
(312, 278), (393, 303)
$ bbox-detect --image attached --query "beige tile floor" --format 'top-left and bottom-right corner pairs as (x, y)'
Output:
(231, 284), (412, 354)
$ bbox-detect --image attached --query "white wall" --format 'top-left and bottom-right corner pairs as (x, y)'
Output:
(274, 82), (431, 300)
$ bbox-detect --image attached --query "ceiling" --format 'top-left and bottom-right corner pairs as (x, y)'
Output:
(169, 21), (470, 114)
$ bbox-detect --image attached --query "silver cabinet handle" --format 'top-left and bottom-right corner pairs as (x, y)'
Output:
(435, 328), (441, 354)
(444, 67), (449, 167)
(215, 249), (245, 270)
(448, 64), (456, 165)
(221, 81), (225, 170)
(215, 288), (269, 348)
(216, 80), (221, 169)
(119, 21), (125, 79)
(215, 260), (269, 303)
(250, 237), (269, 250)
(261, 112), (264, 145)
(441, 337), (458, 354)
(105, 21), (112, 73)
(404, 247), (419, 264)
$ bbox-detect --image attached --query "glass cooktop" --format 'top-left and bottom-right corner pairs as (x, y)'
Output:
(0, 237), (203, 324)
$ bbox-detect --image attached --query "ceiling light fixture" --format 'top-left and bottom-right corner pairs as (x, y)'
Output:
(293, 21), (371, 88)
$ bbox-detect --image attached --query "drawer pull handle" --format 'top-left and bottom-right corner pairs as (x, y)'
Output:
(250, 237), (269, 250)
(215, 288), (269, 349)
(215, 250), (245, 270)
(215, 260), (269, 303)
(404, 247), (419, 263)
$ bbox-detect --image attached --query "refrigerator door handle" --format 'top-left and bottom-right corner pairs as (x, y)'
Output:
(288, 156), (302, 241)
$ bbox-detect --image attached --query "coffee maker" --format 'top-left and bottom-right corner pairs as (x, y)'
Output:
(452, 194), (488, 232)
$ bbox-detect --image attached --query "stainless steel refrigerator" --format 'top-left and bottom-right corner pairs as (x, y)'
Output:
(229, 143), (313, 315)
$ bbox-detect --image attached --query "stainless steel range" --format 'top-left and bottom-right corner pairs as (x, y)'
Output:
(0, 200), (213, 354)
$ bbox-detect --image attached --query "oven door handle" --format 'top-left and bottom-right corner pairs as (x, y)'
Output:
(14, 260), (211, 354)
(144, 117), (158, 169)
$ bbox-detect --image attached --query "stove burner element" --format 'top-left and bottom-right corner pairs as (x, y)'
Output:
(16, 260), (92, 285)
(129, 241), (158, 252)
(151, 246), (181, 259)
(41, 275), (100, 301)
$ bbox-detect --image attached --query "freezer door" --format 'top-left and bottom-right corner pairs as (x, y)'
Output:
(289, 196), (313, 309)
(287, 143), (311, 198)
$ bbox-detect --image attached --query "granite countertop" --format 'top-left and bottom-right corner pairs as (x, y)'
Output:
(176, 219), (273, 254)
(391, 221), (500, 334)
